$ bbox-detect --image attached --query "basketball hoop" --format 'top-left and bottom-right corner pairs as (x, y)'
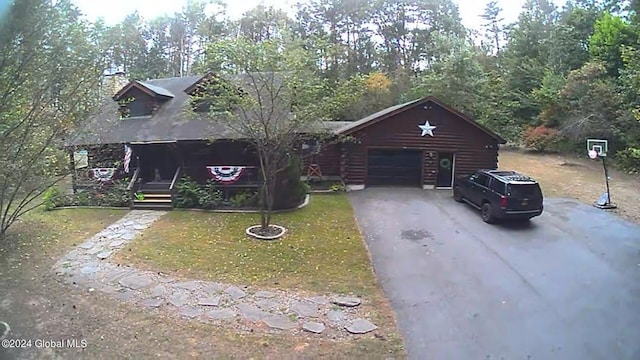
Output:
(586, 138), (616, 209)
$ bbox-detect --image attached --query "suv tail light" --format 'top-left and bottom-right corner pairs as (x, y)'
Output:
(500, 195), (508, 208)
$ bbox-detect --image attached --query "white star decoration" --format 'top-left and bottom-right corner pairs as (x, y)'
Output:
(418, 120), (436, 137)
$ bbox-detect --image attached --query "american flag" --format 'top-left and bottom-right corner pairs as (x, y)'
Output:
(123, 144), (132, 173)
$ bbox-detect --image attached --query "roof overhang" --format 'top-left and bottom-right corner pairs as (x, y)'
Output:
(129, 140), (178, 145)
(113, 81), (174, 101)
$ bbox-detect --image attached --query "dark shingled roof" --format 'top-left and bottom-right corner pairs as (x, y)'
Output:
(68, 74), (350, 146)
(334, 98), (421, 134)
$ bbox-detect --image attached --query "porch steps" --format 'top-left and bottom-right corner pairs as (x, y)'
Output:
(132, 192), (173, 210)
(131, 180), (174, 210)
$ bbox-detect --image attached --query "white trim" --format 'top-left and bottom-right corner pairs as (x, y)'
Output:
(422, 184), (435, 189)
(586, 138), (608, 156)
(246, 224), (287, 240)
(346, 184), (365, 191)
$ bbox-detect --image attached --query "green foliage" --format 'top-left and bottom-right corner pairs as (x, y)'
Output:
(407, 34), (489, 118)
(174, 176), (202, 208)
(100, 179), (132, 207)
(329, 182), (346, 192)
(198, 180), (224, 210)
(272, 155), (308, 210)
(174, 177), (259, 209)
(532, 70), (567, 127)
(556, 61), (629, 146)
(0, 0), (105, 238)
(71, 190), (100, 207)
(43, 187), (66, 211)
(522, 125), (561, 152)
(615, 147), (640, 173)
(229, 191), (258, 208)
(589, 12), (635, 76)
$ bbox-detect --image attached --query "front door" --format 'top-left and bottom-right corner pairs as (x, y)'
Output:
(136, 144), (178, 182)
(436, 152), (454, 188)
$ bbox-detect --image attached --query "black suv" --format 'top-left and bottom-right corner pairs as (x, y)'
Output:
(453, 170), (544, 223)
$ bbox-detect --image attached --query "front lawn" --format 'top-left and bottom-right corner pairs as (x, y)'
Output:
(1, 205), (405, 359)
(114, 194), (377, 295)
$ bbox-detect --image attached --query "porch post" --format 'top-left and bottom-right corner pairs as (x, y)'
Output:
(68, 146), (77, 194)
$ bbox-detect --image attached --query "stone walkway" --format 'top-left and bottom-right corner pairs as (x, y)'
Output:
(52, 210), (378, 337)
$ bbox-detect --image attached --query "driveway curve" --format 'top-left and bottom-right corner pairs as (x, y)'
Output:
(348, 188), (640, 360)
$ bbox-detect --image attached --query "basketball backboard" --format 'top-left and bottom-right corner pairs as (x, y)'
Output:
(587, 139), (608, 157)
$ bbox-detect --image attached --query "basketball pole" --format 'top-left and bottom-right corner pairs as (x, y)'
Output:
(601, 155), (612, 205)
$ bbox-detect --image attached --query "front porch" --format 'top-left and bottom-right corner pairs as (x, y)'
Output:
(69, 139), (313, 210)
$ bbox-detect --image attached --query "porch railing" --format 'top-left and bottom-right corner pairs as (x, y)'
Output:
(170, 167), (181, 191)
(127, 167), (140, 191)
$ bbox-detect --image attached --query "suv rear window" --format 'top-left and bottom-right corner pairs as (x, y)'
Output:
(507, 183), (542, 198)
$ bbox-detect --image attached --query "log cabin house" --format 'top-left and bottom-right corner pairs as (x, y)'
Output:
(66, 72), (505, 209)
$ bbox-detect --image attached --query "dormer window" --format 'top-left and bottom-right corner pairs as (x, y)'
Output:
(113, 80), (174, 119)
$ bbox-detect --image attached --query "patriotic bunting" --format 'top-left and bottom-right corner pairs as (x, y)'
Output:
(91, 168), (116, 182)
(206, 166), (246, 184)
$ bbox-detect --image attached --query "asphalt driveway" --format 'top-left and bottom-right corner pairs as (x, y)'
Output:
(348, 188), (640, 360)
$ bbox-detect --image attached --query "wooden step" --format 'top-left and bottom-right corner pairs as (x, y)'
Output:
(131, 203), (173, 210)
(133, 195), (172, 203)
(136, 193), (172, 198)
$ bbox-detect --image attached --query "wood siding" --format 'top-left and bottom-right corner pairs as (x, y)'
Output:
(300, 142), (341, 177)
(120, 87), (154, 117)
(177, 140), (259, 184)
(342, 101), (499, 186)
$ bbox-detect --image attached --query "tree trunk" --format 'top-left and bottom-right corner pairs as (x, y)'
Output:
(259, 181), (268, 230)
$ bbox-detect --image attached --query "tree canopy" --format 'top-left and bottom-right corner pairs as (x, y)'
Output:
(2, 0), (640, 237)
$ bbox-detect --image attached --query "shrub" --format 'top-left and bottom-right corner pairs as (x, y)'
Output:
(615, 147), (640, 174)
(43, 187), (68, 210)
(199, 180), (224, 209)
(230, 190), (258, 208)
(174, 176), (202, 208)
(273, 155), (307, 210)
(71, 189), (100, 206)
(101, 179), (132, 207)
(522, 125), (561, 152)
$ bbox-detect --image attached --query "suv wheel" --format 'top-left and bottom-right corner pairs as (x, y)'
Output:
(481, 202), (496, 224)
(453, 187), (463, 202)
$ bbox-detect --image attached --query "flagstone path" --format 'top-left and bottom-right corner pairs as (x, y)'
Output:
(52, 210), (378, 337)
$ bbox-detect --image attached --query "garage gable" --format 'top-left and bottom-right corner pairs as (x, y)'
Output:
(335, 96), (506, 144)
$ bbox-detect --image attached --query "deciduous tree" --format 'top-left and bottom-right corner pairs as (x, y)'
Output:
(0, 0), (105, 239)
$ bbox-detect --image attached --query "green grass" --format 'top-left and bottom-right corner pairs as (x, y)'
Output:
(115, 195), (377, 295)
(1, 205), (406, 359)
(0, 207), (128, 275)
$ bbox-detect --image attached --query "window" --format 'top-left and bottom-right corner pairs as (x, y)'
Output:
(507, 183), (542, 198)
(490, 179), (506, 194)
(476, 174), (491, 188)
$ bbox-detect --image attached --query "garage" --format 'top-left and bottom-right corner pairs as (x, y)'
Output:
(366, 149), (422, 186)
(333, 96), (507, 190)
